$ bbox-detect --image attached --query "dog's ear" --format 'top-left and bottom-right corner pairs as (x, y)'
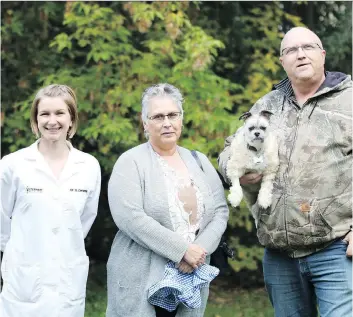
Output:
(239, 112), (252, 121)
(259, 110), (274, 120)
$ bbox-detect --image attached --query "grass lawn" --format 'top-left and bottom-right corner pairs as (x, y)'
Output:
(85, 267), (274, 317)
(205, 282), (273, 317)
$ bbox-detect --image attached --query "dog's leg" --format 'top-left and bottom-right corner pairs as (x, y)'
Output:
(226, 135), (246, 207)
(228, 177), (243, 207)
(257, 172), (276, 209)
(227, 165), (245, 207)
(257, 133), (280, 209)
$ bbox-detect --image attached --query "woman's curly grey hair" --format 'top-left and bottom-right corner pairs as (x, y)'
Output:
(141, 83), (184, 123)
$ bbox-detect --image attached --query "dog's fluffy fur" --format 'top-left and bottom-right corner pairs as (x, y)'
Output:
(226, 111), (279, 209)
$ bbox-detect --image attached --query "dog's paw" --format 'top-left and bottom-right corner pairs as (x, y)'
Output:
(228, 191), (242, 207)
(257, 193), (272, 209)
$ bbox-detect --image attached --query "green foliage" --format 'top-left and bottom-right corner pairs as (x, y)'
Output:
(1, 2), (66, 149)
(314, 2), (352, 74)
(36, 1), (236, 171)
(195, 2), (304, 112)
(85, 263), (107, 317)
(226, 201), (264, 273)
(282, 1), (352, 74)
(1, 1), (352, 283)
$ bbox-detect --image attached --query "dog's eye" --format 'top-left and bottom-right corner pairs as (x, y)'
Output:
(260, 126), (267, 131)
(249, 127), (255, 131)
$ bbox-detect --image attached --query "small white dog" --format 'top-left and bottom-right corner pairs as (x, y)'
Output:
(226, 110), (279, 209)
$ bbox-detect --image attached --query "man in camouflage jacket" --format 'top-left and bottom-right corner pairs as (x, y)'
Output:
(218, 27), (352, 317)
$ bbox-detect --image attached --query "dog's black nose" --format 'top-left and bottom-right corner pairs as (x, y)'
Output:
(255, 132), (260, 137)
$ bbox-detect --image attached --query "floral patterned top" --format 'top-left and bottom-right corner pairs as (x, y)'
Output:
(154, 151), (205, 243)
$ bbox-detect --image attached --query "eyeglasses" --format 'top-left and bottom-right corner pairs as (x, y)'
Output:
(281, 43), (322, 56)
(147, 112), (182, 123)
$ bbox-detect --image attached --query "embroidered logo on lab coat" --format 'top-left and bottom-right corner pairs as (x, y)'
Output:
(70, 188), (88, 193)
(26, 187), (43, 193)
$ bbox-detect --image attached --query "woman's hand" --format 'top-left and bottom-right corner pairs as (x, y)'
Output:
(177, 260), (194, 274)
(182, 244), (207, 269)
(240, 173), (262, 185)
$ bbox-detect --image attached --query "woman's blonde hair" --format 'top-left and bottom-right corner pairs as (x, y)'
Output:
(30, 84), (79, 138)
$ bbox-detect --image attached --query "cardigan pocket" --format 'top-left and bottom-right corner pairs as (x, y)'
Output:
(114, 283), (142, 314)
(117, 279), (141, 289)
(112, 241), (145, 289)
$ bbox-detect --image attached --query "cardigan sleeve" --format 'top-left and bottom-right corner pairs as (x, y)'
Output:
(194, 152), (229, 254)
(108, 152), (189, 263)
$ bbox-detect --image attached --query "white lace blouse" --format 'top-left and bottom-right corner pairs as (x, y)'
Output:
(154, 151), (205, 243)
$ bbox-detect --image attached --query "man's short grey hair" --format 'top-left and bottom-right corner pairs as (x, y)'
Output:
(141, 83), (184, 123)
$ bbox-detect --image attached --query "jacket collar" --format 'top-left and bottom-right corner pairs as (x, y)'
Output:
(273, 71), (350, 99)
(273, 71), (330, 98)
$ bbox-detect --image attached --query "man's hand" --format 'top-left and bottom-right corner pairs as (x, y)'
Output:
(239, 173), (263, 186)
(343, 231), (352, 257)
(182, 244), (207, 269)
(177, 260), (194, 274)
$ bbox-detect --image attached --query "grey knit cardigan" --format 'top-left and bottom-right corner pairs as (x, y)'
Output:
(106, 143), (229, 317)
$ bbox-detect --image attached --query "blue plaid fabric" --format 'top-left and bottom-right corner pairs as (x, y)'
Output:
(148, 261), (219, 312)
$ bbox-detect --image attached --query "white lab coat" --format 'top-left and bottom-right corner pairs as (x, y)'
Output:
(0, 140), (101, 317)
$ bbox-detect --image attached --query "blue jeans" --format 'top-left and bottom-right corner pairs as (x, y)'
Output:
(263, 239), (352, 317)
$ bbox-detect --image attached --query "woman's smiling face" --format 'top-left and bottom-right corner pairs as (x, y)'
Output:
(36, 97), (72, 142)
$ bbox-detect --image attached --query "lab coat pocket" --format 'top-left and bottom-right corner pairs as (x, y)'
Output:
(4, 262), (42, 303)
(67, 255), (89, 300)
(66, 187), (90, 216)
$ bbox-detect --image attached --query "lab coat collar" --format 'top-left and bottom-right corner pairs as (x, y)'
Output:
(24, 139), (86, 164)
(23, 140), (87, 182)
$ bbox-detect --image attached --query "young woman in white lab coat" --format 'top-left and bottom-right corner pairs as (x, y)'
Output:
(0, 84), (101, 317)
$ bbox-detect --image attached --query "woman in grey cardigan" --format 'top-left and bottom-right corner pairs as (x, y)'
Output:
(107, 83), (229, 317)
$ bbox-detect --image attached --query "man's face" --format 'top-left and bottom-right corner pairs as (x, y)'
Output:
(280, 29), (326, 84)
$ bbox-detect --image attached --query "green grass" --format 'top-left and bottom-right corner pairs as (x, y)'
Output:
(85, 265), (274, 317)
(205, 284), (273, 317)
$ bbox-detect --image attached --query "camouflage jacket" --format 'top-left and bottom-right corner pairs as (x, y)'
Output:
(218, 72), (352, 258)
